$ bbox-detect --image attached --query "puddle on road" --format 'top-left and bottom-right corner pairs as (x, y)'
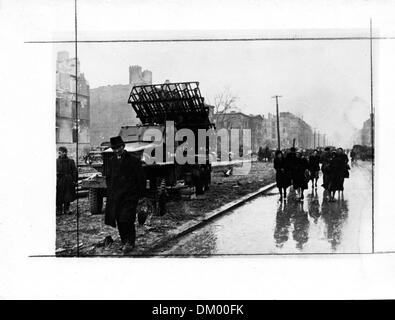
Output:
(159, 162), (372, 256)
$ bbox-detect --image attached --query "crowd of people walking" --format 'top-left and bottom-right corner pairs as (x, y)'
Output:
(274, 146), (350, 202)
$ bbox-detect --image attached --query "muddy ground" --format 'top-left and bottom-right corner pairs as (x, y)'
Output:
(56, 161), (275, 256)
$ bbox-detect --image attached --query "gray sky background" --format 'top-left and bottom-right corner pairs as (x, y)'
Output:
(55, 35), (372, 147)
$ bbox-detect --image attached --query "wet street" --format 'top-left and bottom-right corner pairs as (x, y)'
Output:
(158, 161), (373, 255)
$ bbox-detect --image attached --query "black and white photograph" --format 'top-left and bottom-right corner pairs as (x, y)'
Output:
(53, 30), (374, 256)
(2, 0), (395, 300)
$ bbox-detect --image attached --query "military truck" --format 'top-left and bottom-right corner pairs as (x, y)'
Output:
(82, 81), (215, 215)
(351, 144), (373, 161)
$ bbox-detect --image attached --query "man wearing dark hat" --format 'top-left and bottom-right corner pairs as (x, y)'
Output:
(56, 146), (77, 215)
(105, 136), (145, 254)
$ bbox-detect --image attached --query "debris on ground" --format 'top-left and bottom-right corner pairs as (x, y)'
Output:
(56, 161), (275, 256)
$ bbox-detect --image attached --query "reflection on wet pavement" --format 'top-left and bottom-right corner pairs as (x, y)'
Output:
(158, 161), (372, 255)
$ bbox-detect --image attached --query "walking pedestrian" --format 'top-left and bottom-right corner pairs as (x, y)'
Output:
(56, 146), (77, 215)
(292, 151), (309, 201)
(320, 147), (332, 190)
(273, 150), (291, 202)
(105, 136), (146, 254)
(308, 149), (320, 189)
(285, 147), (296, 172)
(328, 148), (350, 201)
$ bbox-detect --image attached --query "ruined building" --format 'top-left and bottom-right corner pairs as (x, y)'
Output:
(214, 112), (264, 153)
(89, 66), (153, 146)
(360, 118), (372, 146)
(56, 51), (90, 162)
(214, 111), (313, 153)
(263, 112), (313, 149)
(129, 65), (152, 85)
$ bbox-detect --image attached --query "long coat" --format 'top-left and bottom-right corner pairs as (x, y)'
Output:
(292, 157), (309, 190)
(308, 154), (320, 180)
(285, 152), (296, 182)
(105, 151), (146, 227)
(56, 156), (77, 205)
(320, 151), (333, 189)
(328, 154), (349, 191)
(320, 151), (332, 171)
(274, 157), (291, 189)
(308, 155), (320, 172)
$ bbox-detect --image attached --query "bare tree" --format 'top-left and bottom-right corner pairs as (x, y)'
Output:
(212, 89), (239, 129)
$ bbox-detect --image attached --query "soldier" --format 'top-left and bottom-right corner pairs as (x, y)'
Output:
(105, 136), (146, 254)
(56, 146), (77, 215)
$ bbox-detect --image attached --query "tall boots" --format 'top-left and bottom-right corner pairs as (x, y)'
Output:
(117, 221), (136, 254)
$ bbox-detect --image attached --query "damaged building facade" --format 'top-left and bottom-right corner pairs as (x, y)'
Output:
(263, 112), (313, 149)
(214, 111), (313, 153)
(89, 66), (153, 146)
(56, 51), (90, 162)
(214, 112), (264, 154)
(360, 118), (372, 146)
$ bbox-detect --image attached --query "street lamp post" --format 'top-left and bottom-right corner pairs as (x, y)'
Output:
(272, 95), (282, 150)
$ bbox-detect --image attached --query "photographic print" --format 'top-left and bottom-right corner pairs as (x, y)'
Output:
(5, 0), (395, 302)
(54, 30), (374, 257)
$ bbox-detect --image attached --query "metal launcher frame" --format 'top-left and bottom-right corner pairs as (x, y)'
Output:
(127, 82), (214, 129)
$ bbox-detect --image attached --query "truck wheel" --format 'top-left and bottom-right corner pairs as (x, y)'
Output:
(195, 175), (205, 195)
(89, 188), (103, 215)
(204, 168), (211, 191)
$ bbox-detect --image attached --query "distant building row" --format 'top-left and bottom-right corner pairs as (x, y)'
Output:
(214, 111), (314, 152)
(353, 118), (372, 147)
(56, 51), (314, 160)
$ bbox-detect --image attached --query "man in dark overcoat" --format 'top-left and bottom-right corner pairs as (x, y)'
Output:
(320, 147), (332, 190)
(328, 148), (350, 201)
(105, 136), (145, 254)
(284, 147), (297, 185)
(56, 146), (77, 215)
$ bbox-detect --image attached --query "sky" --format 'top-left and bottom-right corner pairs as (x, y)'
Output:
(55, 34), (373, 147)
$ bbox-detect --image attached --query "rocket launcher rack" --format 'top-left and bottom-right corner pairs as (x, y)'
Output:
(128, 81), (213, 128)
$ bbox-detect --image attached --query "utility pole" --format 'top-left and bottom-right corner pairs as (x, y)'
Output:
(272, 95), (282, 150)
